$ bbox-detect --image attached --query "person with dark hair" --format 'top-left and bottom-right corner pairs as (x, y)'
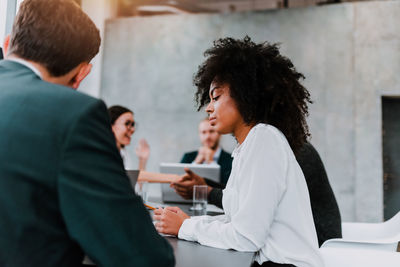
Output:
(0, 0), (174, 266)
(293, 143), (342, 247)
(154, 37), (323, 267)
(174, 118), (232, 198)
(174, 142), (342, 247)
(108, 105), (150, 170)
(181, 118), (232, 176)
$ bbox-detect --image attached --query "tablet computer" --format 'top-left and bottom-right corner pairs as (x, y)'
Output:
(159, 163), (220, 203)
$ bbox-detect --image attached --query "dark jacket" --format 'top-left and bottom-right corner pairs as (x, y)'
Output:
(181, 149), (232, 185)
(0, 60), (175, 267)
(208, 142), (342, 247)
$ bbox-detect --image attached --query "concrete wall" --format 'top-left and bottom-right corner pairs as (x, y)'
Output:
(0, 0), (8, 43)
(80, 0), (118, 97)
(100, 0), (400, 222)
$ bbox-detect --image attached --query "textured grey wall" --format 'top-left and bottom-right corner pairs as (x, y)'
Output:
(100, 0), (400, 222)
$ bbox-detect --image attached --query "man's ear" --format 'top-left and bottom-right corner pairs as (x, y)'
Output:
(71, 63), (92, 89)
(3, 35), (10, 57)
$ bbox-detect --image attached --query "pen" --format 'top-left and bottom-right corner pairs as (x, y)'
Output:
(144, 203), (156, 210)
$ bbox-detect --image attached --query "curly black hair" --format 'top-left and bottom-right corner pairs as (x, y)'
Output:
(194, 36), (311, 154)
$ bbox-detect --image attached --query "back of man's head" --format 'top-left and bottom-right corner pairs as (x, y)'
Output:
(8, 0), (100, 77)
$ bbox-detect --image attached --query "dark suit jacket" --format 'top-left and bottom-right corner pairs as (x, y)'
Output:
(0, 47), (3, 60)
(180, 149), (232, 185)
(0, 60), (174, 267)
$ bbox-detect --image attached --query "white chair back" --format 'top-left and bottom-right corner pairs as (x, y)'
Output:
(321, 238), (399, 252)
(342, 211), (400, 241)
(321, 247), (400, 267)
(321, 211), (400, 266)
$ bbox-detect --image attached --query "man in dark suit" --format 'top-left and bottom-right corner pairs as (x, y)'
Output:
(0, 47), (3, 59)
(180, 118), (232, 185)
(0, 0), (174, 266)
(176, 119), (232, 199)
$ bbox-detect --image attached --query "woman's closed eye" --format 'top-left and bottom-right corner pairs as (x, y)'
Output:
(212, 95), (220, 101)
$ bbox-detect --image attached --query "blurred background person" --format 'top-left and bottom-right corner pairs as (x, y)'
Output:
(108, 105), (150, 170)
(181, 118), (232, 185)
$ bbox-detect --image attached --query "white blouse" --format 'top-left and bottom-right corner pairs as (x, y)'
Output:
(178, 124), (324, 267)
(120, 148), (134, 170)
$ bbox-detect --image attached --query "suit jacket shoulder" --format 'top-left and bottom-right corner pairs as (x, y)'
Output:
(0, 60), (175, 267)
(296, 142), (342, 246)
(219, 149), (232, 163)
(218, 149), (233, 185)
(180, 150), (198, 163)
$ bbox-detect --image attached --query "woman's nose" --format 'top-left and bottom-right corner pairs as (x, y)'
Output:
(205, 102), (213, 114)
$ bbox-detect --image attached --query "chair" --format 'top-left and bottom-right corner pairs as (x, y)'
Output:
(341, 211), (400, 241)
(320, 212), (400, 266)
(321, 238), (399, 252)
(321, 211), (400, 253)
(321, 246), (400, 267)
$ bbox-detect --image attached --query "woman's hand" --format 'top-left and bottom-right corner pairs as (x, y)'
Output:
(154, 207), (190, 236)
(136, 138), (150, 170)
(194, 146), (214, 164)
(170, 168), (209, 199)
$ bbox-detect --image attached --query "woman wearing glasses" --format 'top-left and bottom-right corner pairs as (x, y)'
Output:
(108, 105), (150, 170)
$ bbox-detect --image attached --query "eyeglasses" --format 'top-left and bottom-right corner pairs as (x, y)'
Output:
(114, 120), (136, 129)
(125, 120), (136, 129)
(117, 120), (135, 129)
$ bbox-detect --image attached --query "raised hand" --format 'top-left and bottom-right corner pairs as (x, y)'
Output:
(136, 138), (150, 170)
(194, 146), (214, 164)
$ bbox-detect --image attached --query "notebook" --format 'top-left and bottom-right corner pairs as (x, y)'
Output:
(159, 163), (220, 203)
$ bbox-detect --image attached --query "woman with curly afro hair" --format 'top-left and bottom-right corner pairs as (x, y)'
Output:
(154, 37), (323, 267)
